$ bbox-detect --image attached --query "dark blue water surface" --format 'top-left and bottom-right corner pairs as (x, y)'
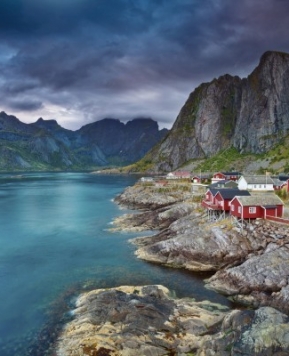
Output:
(0, 172), (232, 355)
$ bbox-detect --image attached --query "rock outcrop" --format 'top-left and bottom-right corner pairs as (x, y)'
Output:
(55, 285), (289, 356)
(206, 240), (289, 314)
(145, 51), (289, 171)
(114, 183), (192, 210)
(55, 182), (289, 355)
(199, 306), (289, 356)
(114, 183), (289, 314)
(55, 285), (227, 356)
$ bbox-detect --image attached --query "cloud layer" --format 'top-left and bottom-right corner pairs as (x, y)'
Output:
(0, 0), (288, 129)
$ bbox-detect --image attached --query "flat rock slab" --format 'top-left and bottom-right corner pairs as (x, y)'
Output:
(55, 285), (228, 356)
(55, 285), (289, 356)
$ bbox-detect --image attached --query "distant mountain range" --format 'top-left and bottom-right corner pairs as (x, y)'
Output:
(139, 51), (289, 172)
(2, 50), (289, 173)
(0, 112), (168, 171)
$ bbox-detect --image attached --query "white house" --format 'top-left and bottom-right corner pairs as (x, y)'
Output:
(238, 175), (274, 191)
(140, 177), (154, 183)
(166, 171), (191, 179)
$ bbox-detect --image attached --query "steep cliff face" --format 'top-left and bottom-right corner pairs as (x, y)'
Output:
(234, 51), (289, 153)
(150, 51), (289, 171)
(0, 112), (167, 170)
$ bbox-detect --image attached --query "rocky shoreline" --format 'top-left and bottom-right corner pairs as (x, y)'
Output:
(55, 285), (289, 356)
(113, 183), (289, 314)
(54, 182), (289, 355)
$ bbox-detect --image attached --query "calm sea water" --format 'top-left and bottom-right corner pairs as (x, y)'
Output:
(0, 172), (232, 355)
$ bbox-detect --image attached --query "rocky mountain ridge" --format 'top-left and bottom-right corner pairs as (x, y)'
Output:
(0, 112), (168, 170)
(144, 50), (289, 172)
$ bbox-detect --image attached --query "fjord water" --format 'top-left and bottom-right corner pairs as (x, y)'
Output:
(0, 172), (231, 355)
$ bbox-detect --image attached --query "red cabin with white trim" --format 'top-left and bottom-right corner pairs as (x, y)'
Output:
(202, 188), (250, 211)
(214, 189), (250, 211)
(212, 171), (241, 183)
(230, 195), (284, 219)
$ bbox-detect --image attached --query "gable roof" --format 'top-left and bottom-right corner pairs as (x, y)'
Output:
(241, 175), (275, 185)
(233, 194), (284, 206)
(221, 171), (242, 176)
(207, 188), (221, 196)
(278, 174), (289, 182)
(216, 189), (250, 200)
(210, 180), (238, 188)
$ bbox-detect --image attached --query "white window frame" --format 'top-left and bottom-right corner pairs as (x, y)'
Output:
(238, 206), (241, 213)
(249, 207), (256, 214)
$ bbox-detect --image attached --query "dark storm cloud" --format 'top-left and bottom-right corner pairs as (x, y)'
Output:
(0, 0), (288, 129)
(7, 99), (43, 112)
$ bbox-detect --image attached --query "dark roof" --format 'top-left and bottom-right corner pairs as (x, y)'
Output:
(278, 174), (289, 181)
(216, 189), (250, 200)
(221, 172), (242, 176)
(209, 180), (238, 188)
(207, 188), (219, 196)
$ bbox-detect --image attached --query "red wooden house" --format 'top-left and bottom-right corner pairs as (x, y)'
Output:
(230, 194), (284, 220)
(272, 178), (286, 191)
(212, 171), (241, 183)
(191, 175), (202, 183)
(191, 173), (212, 183)
(202, 188), (250, 211)
(202, 188), (219, 209)
(278, 175), (289, 192)
(214, 189), (250, 212)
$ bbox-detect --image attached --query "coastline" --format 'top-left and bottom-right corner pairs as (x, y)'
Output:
(112, 182), (289, 312)
(54, 181), (289, 355)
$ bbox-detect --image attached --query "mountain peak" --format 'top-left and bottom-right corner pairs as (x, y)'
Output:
(260, 50), (289, 61)
(35, 118), (59, 125)
(145, 50), (289, 171)
(256, 50), (289, 70)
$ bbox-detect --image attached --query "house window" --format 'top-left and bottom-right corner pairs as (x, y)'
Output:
(249, 207), (256, 214)
(264, 185), (266, 188)
(238, 206), (241, 213)
(231, 205), (234, 211)
(259, 185), (262, 188)
(254, 185), (257, 188)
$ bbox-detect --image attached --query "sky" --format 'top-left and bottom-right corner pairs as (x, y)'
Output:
(0, 0), (288, 131)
